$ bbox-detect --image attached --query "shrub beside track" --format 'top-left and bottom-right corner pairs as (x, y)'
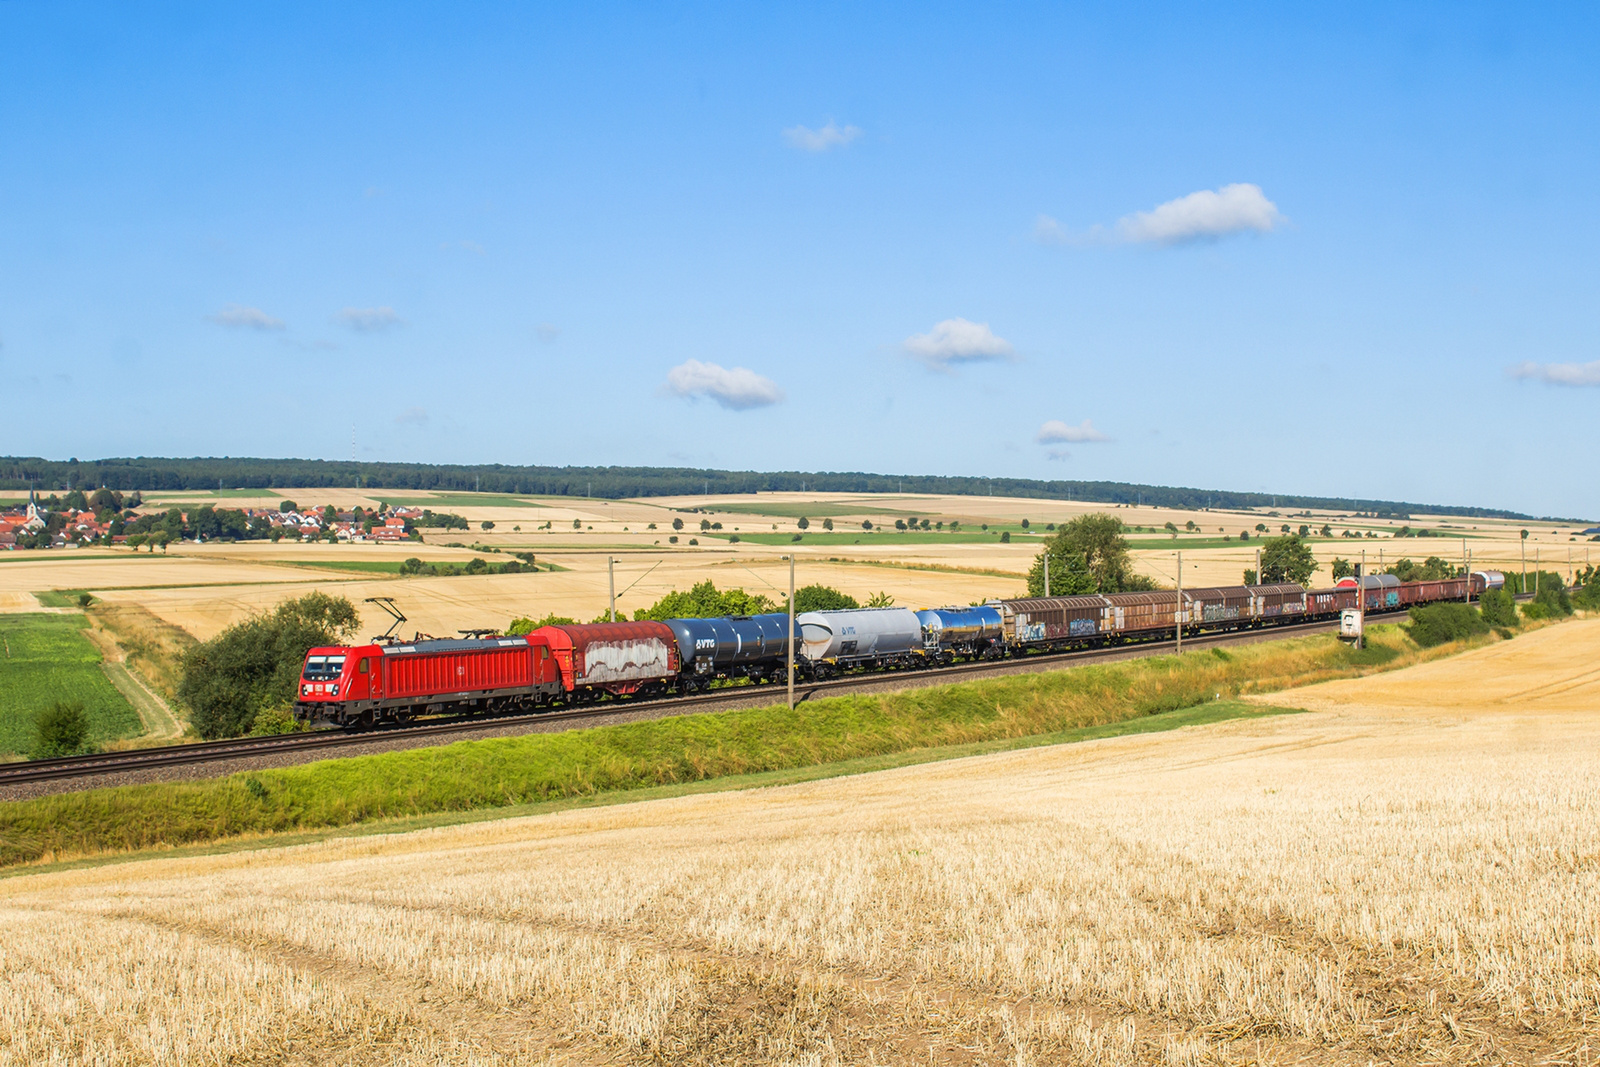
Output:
(0, 623), (1503, 868)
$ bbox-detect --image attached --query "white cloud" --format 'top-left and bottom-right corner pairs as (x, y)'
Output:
(208, 304), (285, 331)
(782, 121), (862, 152)
(903, 318), (1015, 369)
(1037, 419), (1110, 444)
(336, 306), (403, 332)
(1510, 360), (1600, 387)
(1033, 215), (1071, 245)
(395, 406), (428, 426)
(1117, 183), (1285, 245)
(663, 359), (784, 410)
(536, 323), (561, 344)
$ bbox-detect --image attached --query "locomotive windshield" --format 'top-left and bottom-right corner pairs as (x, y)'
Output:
(302, 655), (346, 681)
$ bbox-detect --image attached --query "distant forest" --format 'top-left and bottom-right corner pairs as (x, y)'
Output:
(0, 455), (1550, 520)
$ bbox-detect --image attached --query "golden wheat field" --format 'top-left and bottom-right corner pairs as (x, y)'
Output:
(6, 489), (1592, 638)
(1, 620), (1595, 1065)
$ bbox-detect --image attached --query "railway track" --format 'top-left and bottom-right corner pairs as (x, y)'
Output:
(0, 606), (1426, 790)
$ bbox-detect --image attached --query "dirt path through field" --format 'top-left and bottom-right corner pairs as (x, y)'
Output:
(1, 619), (1596, 1064)
(81, 621), (184, 742)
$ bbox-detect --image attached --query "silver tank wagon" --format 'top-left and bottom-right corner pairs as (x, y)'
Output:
(797, 607), (923, 670)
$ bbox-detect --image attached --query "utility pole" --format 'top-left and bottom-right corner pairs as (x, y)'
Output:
(1522, 533), (1526, 593)
(1254, 547), (1261, 586)
(1175, 551), (1183, 654)
(607, 556), (615, 622)
(1535, 547), (1540, 594)
(1044, 553), (1050, 597)
(1465, 547), (1471, 603)
(786, 554), (796, 711)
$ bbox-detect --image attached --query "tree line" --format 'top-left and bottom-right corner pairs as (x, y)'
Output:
(0, 454), (1548, 520)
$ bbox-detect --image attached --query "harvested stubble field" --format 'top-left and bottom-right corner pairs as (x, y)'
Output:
(1, 619), (1596, 1065)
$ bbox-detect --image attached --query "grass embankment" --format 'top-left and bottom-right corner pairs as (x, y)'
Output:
(0, 614), (142, 758)
(0, 623), (1452, 868)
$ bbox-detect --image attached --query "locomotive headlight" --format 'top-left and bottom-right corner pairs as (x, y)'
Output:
(330, 684), (339, 696)
(302, 684), (310, 695)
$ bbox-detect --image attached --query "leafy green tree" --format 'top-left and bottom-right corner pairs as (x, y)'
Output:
(480, 521), (495, 531)
(1259, 534), (1318, 586)
(1532, 580), (1572, 618)
(507, 613), (577, 634)
(793, 584), (860, 612)
(671, 517), (684, 530)
(999, 530), (1010, 543)
(1478, 588), (1518, 628)
(1036, 513), (1138, 592)
(1243, 568), (1259, 585)
(1408, 603), (1488, 648)
(1385, 556), (1458, 582)
(864, 591), (894, 607)
(1028, 547), (1097, 596)
(1331, 557), (1353, 580)
(633, 580), (778, 621)
(33, 701), (90, 759)
(178, 592), (360, 739)
(797, 516), (809, 530)
(822, 518), (833, 531)
(280, 500), (298, 513)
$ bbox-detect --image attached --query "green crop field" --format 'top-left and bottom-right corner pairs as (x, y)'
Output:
(277, 559), (412, 575)
(0, 614), (142, 758)
(700, 501), (965, 521)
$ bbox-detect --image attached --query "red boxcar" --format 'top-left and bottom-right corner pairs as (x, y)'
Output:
(534, 622), (682, 697)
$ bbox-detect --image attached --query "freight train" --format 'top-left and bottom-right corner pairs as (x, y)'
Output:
(293, 571), (1505, 727)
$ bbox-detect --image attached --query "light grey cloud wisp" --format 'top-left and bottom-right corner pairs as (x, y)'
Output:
(782, 121), (862, 152)
(1036, 419), (1110, 444)
(208, 304), (285, 331)
(336, 306), (403, 332)
(1510, 360), (1600, 387)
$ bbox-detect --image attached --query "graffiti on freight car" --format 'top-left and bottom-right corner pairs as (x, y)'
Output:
(1069, 618), (1098, 636)
(579, 639), (672, 683)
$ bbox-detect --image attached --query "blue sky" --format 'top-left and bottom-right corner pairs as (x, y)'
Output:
(2, 3), (1596, 517)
